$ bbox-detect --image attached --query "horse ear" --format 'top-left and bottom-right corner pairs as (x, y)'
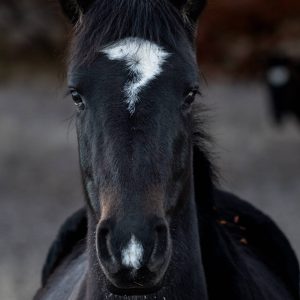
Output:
(58, 0), (94, 24)
(169, 0), (207, 23)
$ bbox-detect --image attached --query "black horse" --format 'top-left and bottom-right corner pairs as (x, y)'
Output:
(265, 55), (300, 127)
(35, 0), (300, 299)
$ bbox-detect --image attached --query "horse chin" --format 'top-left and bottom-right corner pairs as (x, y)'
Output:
(105, 268), (165, 296)
(107, 283), (163, 296)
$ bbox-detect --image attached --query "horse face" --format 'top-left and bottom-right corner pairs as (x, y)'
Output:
(64, 0), (205, 294)
(68, 36), (199, 291)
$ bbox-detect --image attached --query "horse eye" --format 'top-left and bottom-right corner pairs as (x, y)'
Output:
(70, 90), (85, 111)
(184, 88), (200, 106)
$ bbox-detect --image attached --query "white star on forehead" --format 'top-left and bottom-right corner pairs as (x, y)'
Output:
(102, 37), (170, 114)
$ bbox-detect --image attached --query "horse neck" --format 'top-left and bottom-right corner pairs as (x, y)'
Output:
(84, 175), (209, 300)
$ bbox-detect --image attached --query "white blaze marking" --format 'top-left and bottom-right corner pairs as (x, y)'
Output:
(267, 66), (290, 87)
(121, 235), (144, 270)
(102, 37), (170, 114)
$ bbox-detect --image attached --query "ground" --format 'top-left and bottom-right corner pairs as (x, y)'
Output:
(0, 75), (299, 300)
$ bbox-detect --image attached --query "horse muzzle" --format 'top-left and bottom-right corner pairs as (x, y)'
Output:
(95, 216), (172, 292)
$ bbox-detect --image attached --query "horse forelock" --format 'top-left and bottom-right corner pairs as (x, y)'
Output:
(69, 0), (192, 66)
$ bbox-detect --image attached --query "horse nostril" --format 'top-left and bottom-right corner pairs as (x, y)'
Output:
(97, 226), (110, 260)
(148, 222), (169, 272)
(96, 221), (119, 274)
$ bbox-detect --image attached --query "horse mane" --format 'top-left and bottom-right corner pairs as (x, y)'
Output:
(192, 100), (218, 208)
(70, 0), (193, 65)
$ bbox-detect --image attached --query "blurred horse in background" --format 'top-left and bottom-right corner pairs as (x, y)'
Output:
(266, 55), (300, 127)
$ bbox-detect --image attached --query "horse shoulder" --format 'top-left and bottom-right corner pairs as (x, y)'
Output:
(211, 190), (299, 299)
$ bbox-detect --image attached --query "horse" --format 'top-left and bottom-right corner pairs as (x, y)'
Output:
(34, 0), (300, 299)
(265, 55), (300, 127)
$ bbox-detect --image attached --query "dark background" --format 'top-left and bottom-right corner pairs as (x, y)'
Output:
(0, 1), (299, 299)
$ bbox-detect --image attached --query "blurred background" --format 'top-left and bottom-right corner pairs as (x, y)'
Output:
(0, 1), (299, 299)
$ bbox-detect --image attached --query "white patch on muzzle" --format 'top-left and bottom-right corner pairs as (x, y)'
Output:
(121, 235), (144, 270)
(102, 37), (170, 114)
